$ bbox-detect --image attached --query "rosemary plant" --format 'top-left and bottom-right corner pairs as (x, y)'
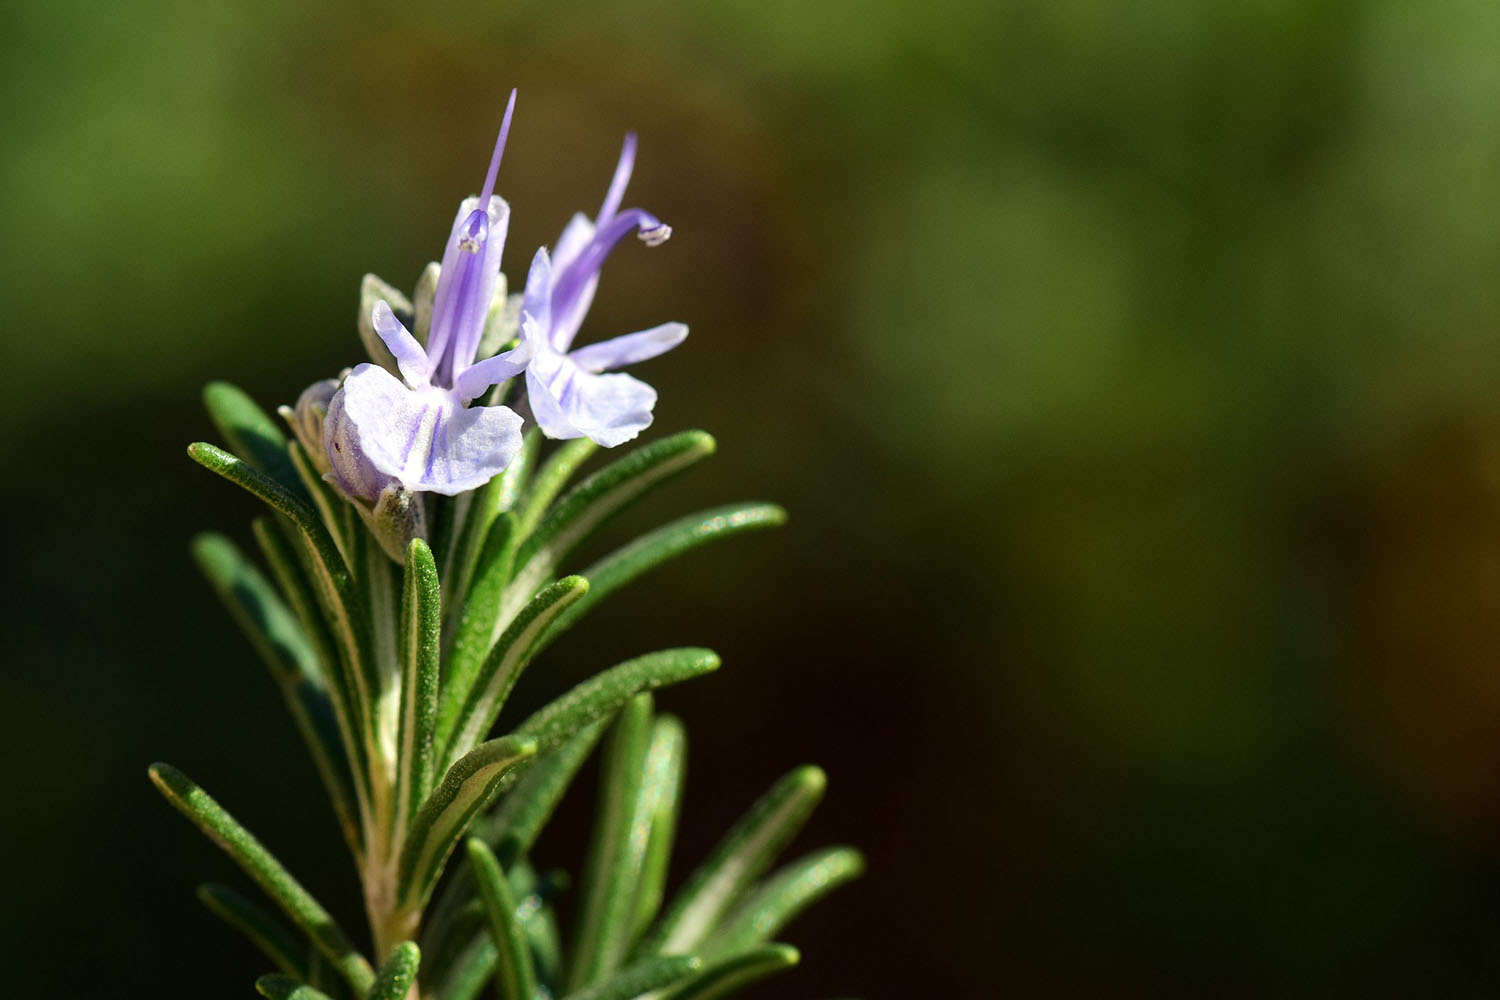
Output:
(150, 96), (860, 1000)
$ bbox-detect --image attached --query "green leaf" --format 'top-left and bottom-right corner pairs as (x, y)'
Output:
(638, 766), (825, 957)
(481, 718), (610, 870)
(197, 882), (309, 980)
(255, 974), (337, 1000)
(395, 539), (442, 834)
(368, 941), (421, 1000)
(202, 381), (309, 503)
(277, 521), (375, 821)
(252, 518), (338, 686)
(444, 512), (519, 711)
(540, 504), (785, 653)
(663, 945), (799, 1000)
(466, 839), (538, 1000)
(495, 428), (539, 512)
(502, 431), (716, 627)
(190, 532), (320, 687)
(514, 437), (597, 538)
(562, 955), (703, 1000)
(188, 441), (323, 539)
(632, 715), (686, 938)
(524, 893), (565, 992)
(191, 531), (360, 852)
(438, 576), (590, 771)
(397, 736), (538, 910)
(426, 864), (550, 998)
(437, 449), (517, 618)
(438, 938), (497, 1000)
(189, 442), (378, 785)
(147, 763), (374, 995)
(706, 848), (864, 956)
(566, 695), (655, 991)
(514, 648), (721, 757)
(286, 440), (361, 566)
(423, 720), (609, 972)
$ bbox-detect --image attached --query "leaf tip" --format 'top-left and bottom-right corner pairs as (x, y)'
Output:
(254, 973), (297, 999)
(686, 429), (717, 456)
(793, 765), (828, 799)
(202, 379), (241, 407)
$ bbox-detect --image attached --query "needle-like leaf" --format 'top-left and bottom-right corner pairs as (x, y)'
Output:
(514, 437), (598, 538)
(706, 848), (865, 956)
(191, 532), (319, 686)
(397, 736), (538, 910)
(445, 512), (519, 704)
(203, 381), (309, 503)
(566, 695), (655, 991)
(538, 503), (784, 655)
(501, 431), (715, 628)
(190, 534), (360, 851)
(482, 718), (610, 870)
(466, 839), (538, 1000)
(147, 763), (375, 995)
(439, 938), (498, 1000)
(662, 944), (799, 1000)
(638, 766), (825, 957)
(632, 715), (686, 938)
(197, 883), (309, 980)
(561, 955), (703, 1000)
(423, 720), (609, 971)
(437, 576), (590, 771)
(189, 442), (378, 813)
(395, 539), (442, 832)
(255, 974), (337, 1000)
(251, 518), (337, 686)
(513, 648), (721, 757)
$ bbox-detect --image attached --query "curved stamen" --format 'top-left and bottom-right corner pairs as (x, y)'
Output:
(598, 132), (637, 223)
(638, 223), (672, 247)
(550, 207), (667, 326)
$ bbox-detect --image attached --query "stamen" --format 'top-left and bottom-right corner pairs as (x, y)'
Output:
(457, 209), (488, 253)
(477, 89), (518, 207)
(638, 223), (672, 247)
(599, 132), (637, 222)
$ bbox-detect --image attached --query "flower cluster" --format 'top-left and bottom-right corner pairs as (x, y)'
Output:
(292, 91), (685, 555)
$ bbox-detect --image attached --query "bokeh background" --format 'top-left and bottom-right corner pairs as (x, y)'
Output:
(7, 0), (1500, 995)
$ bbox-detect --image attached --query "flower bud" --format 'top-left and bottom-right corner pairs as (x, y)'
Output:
(323, 383), (395, 503)
(280, 377), (340, 474)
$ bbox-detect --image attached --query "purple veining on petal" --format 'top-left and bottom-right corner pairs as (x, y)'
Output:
(426, 91), (518, 388)
(518, 134), (686, 449)
(330, 93), (529, 501)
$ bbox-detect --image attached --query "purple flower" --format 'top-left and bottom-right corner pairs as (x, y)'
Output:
(328, 93), (528, 498)
(520, 134), (687, 448)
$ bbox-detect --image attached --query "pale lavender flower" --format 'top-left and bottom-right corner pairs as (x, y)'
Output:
(520, 134), (687, 448)
(327, 92), (529, 498)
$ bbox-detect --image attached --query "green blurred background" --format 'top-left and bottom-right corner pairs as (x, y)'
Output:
(7, 0), (1500, 994)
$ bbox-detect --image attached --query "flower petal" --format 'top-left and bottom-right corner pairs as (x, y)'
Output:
(427, 194), (511, 387)
(452, 340), (533, 403)
(372, 301), (432, 386)
(567, 322), (687, 373)
(521, 248), (554, 339)
(339, 364), (524, 496)
(552, 213), (595, 275)
(527, 354), (659, 448)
